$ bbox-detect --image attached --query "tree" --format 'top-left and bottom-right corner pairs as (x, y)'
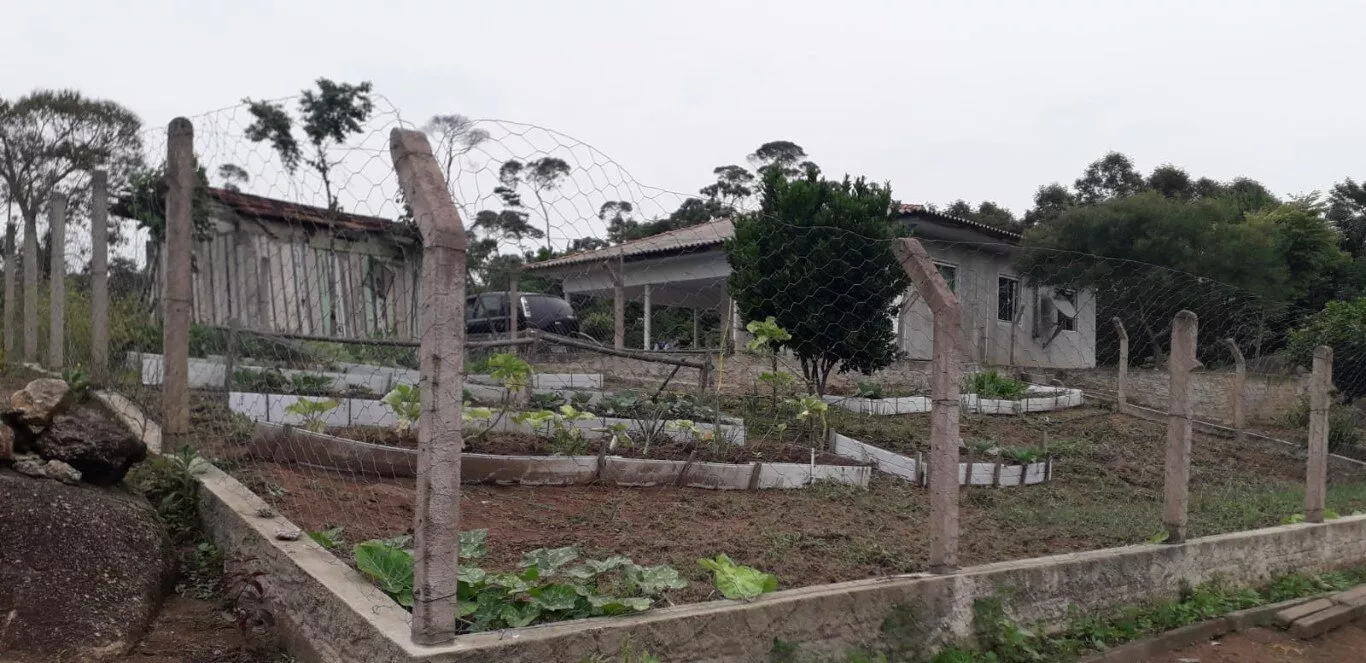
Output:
(1223, 177), (1280, 217)
(941, 199), (1018, 230)
(699, 164), (755, 211)
(1018, 192), (1289, 363)
(1022, 183), (1075, 226)
(726, 169), (910, 394)
(1248, 204), (1354, 312)
(423, 114), (489, 185)
(748, 140), (810, 180)
(0, 89), (143, 262)
(1287, 298), (1366, 400)
(494, 157), (570, 250)
(243, 78), (374, 211)
(1327, 178), (1366, 258)
(1073, 151), (1146, 204)
(217, 164), (249, 192)
(599, 201), (638, 244)
(1148, 164), (1193, 200)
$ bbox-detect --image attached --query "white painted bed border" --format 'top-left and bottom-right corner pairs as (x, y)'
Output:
(823, 385), (1084, 416)
(828, 431), (1051, 487)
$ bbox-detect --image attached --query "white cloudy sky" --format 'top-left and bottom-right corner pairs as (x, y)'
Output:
(5, 0), (1365, 221)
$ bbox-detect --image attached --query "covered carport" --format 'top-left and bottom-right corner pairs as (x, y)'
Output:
(524, 220), (741, 350)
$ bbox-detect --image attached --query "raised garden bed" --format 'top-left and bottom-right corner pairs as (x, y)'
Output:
(828, 431), (1051, 487)
(822, 384), (1084, 416)
(248, 421), (869, 489)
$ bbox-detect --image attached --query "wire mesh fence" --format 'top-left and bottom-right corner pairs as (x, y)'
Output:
(8, 96), (1366, 650)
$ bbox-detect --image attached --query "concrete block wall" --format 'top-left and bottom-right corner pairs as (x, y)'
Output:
(1061, 366), (1310, 424)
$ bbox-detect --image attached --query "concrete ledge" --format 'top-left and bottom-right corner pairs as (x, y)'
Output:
(829, 431), (1050, 487)
(823, 385), (1084, 416)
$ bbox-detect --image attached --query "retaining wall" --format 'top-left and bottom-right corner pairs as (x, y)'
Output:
(824, 385), (1084, 416)
(1060, 366), (1310, 425)
(829, 432), (1049, 487)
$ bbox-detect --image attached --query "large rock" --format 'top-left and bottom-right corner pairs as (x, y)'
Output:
(0, 467), (175, 661)
(4, 378), (72, 440)
(30, 410), (148, 486)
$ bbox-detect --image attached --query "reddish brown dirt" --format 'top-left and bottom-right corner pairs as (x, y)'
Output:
(117, 594), (282, 663)
(1147, 623), (1366, 662)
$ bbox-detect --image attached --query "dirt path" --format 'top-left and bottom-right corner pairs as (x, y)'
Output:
(118, 594), (285, 663)
(1147, 623), (1366, 662)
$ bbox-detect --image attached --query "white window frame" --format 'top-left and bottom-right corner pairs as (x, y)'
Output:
(933, 261), (958, 293)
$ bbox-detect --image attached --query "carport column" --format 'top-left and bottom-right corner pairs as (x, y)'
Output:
(613, 256), (625, 350)
(1306, 345), (1332, 524)
(1164, 310), (1197, 544)
(642, 284), (652, 350)
(390, 128), (468, 645)
(892, 238), (961, 572)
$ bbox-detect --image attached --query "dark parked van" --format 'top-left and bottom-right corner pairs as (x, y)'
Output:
(465, 292), (580, 336)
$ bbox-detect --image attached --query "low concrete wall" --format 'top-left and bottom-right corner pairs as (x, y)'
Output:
(1061, 366), (1309, 425)
(829, 432), (1049, 487)
(102, 385), (1366, 663)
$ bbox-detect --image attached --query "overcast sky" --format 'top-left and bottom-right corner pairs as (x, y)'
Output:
(6, 0), (1365, 219)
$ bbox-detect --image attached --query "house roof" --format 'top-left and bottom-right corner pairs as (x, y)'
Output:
(206, 188), (404, 235)
(525, 219), (735, 271)
(526, 203), (1020, 272)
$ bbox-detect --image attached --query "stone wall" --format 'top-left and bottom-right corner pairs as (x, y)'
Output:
(1059, 366), (1310, 424)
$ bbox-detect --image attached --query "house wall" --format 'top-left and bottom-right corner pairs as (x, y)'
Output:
(900, 241), (1098, 369)
(187, 210), (422, 340)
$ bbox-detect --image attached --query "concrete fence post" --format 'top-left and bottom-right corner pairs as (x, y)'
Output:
(643, 283), (652, 350)
(22, 198), (38, 362)
(47, 193), (66, 370)
(4, 218), (15, 361)
(1224, 338), (1245, 442)
(255, 256), (272, 331)
(1306, 345), (1332, 524)
(1164, 310), (1198, 543)
(893, 238), (962, 572)
(90, 170), (110, 382)
(1112, 317), (1128, 410)
(391, 128), (468, 645)
(163, 118), (195, 448)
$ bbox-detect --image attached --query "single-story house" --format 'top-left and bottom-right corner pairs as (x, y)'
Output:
(525, 205), (1096, 369)
(133, 188), (422, 341)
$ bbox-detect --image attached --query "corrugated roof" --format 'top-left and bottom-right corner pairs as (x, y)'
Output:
(526, 204), (1020, 272)
(525, 218), (735, 271)
(206, 188), (407, 236)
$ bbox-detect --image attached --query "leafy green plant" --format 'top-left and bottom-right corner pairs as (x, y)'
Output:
(747, 316), (794, 411)
(233, 367), (289, 393)
(62, 365), (91, 401)
(1279, 394), (1361, 452)
(1000, 447), (1043, 464)
(127, 445), (205, 543)
(487, 352), (533, 392)
(289, 372), (335, 396)
(353, 531), (685, 632)
(1282, 509), (1340, 525)
(283, 398), (339, 433)
(515, 405), (598, 455)
(308, 525), (345, 550)
(788, 394), (830, 446)
(966, 371), (1029, 400)
(383, 384), (421, 433)
(697, 554), (777, 600)
(854, 380), (886, 399)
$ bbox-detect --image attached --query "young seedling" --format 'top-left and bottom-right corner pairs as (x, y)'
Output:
(283, 398), (340, 434)
(382, 384), (421, 433)
(746, 316), (793, 413)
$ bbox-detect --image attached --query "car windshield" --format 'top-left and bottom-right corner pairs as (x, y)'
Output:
(524, 295), (574, 320)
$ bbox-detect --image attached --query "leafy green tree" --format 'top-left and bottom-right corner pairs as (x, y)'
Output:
(726, 169), (909, 394)
(699, 164), (755, 211)
(747, 140), (811, 180)
(1287, 298), (1366, 400)
(1248, 204), (1355, 312)
(1328, 178), (1366, 258)
(1223, 177), (1280, 217)
(243, 78), (374, 211)
(494, 157), (570, 250)
(0, 90), (143, 263)
(1018, 192), (1289, 362)
(1148, 164), (1193, 200)
(1073, 151), (1146, 204)
(941, 199), (1018, 230)
(216, 163), (250, 192)
(1023, 182), (1076, 226)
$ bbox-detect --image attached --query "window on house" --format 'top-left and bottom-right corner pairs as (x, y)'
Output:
(1055, 289), (1078, 331)
(935, 263), (957, 292)
(997, 276), (1018, 322)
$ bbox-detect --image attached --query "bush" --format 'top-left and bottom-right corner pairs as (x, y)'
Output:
(1287, 298), (1366, 400)
(1278, 394), (1361, 452)
(966, 371), (1029, 400)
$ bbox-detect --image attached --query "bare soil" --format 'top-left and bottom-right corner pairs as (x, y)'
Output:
(117, 593), (284, 663)
(1147, 622), (1366, 662)
(326, 424), (862, 466)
